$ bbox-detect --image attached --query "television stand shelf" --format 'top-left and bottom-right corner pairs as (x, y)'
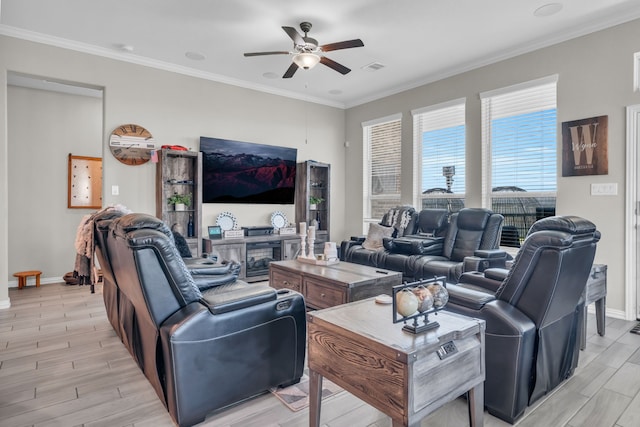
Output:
(203, 235), (301, 282)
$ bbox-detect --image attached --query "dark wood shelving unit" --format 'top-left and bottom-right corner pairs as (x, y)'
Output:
(295, 160), (330, 253)
(155, 149), (203, 256)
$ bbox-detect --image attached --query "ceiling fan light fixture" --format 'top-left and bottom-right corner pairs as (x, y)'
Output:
(293, 53), (321, 70)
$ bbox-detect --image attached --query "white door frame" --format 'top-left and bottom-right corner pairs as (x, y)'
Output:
(625, 104), (640, 320)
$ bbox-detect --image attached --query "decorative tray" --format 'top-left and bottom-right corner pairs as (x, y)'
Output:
(296, 257), (340, 266)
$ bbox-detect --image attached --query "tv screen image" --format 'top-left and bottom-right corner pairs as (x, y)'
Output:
(200, 136), (297, 204)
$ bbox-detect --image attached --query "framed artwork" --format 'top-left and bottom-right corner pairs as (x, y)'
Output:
(68, 154), (103, 209)
(561, 115), (608, 177)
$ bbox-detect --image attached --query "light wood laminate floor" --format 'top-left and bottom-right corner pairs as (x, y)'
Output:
(1, 282), (640, 427)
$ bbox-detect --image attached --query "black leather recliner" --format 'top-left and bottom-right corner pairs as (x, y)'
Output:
(93, 209), (126, 339)
(444, 216), (600, 423)
(171, 229), (243, 289)
(404, 208), (504, 282)
(96, 213), (306, 427)
(342, 208), (504, 283)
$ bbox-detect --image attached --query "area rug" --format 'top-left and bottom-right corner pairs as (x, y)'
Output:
(270, 373), (344, 412)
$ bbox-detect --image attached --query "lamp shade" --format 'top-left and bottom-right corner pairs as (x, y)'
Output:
(293, 53), (321, 69)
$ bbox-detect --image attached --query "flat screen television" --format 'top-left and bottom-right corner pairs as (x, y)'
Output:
(200, 136), (297, 204)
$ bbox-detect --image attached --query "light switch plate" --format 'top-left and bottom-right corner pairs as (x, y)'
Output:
(591, 183), (617, 196)
(111, 185), (119, 196)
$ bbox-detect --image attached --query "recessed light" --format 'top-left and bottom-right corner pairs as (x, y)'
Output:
(185, 51), (206, 61)
(262, 72), (279, 79)
(534, 3), (563, 17)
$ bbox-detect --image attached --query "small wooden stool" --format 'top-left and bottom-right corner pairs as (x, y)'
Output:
(13, 270), (42, 289)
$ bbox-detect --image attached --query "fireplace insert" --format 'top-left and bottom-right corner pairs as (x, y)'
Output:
(246, 240), (283, 278)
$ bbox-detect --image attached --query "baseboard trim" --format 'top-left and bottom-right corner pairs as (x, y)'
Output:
(7, 276), (63, 288)
(0, 297), (10, 309)
(587, 305), (626, 321)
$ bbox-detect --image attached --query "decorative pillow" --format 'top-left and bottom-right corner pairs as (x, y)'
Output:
(380, 205), (416, 237)
(362, 223), (394, 250)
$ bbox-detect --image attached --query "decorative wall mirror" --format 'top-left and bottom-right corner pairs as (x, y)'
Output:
(68, 154), (103, 209)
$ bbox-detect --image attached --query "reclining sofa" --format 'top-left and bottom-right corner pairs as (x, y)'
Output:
(93, 212), (306, 426)
(444, 216), (600, 423)
(341, 207), (505, 283)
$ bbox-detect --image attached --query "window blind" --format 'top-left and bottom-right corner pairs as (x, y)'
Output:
(481, 76), (558, 245)
(362, 115), (402, 227)
(412, 99), (466, 211)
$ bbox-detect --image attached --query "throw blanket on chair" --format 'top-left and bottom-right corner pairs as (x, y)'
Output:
(73, 204), (131, 285)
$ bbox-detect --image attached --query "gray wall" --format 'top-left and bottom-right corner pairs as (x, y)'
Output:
(8, 85), (102, 281)
(0, 35), (346, 307)
(2, 19), (639, 316)
(344, 19), (640, 317)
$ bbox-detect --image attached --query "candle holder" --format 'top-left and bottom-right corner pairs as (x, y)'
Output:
(299, 234), (307, 258)
(307, 234), (316, 259)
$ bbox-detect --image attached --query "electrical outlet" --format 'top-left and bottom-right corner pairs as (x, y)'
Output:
(591, 183), (617, 196)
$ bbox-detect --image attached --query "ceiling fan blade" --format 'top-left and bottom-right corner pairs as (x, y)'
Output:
(283, 62), (299, 78)
(320, 56), (351, 75)
(244, 51), (290, 57)
(282, 26), (304, 46)
(320, 39), (364, 52)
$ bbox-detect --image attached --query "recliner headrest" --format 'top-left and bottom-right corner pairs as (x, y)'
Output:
(417, 209), (448, 232)
(527, 215), (596, 237)
(113, 213), (173, 238)
(456, 208), (492, 231)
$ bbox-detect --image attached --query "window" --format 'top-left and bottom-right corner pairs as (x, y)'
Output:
(481, 75), (558, 246)
(362, 114), (402, 231)
(413, 99), (466, 213)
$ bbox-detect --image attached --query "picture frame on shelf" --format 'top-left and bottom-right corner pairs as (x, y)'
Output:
(208, 225), (222, 240)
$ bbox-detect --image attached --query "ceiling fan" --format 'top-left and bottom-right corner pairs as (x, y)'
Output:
(243, 22), (364, 78)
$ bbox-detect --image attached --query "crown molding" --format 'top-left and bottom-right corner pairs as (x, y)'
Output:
(0, 25), (346, 109)
(344, 10), (640, 108)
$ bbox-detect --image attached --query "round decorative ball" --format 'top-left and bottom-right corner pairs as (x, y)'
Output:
(396, 289), (419, 317)
(427, 283), (449, 308)
(412, 285), (434, 312)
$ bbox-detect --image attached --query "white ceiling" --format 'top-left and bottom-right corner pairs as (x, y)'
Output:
(2, 0), (640, 108)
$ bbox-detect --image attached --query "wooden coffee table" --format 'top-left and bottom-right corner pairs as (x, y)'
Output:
(307, 299), (486, 427)
(269, 260), (402, 309)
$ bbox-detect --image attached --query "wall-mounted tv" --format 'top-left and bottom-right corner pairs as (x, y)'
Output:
(200, 136), (297, 204)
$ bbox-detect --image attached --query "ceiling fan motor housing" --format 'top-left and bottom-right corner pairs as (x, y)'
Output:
(244, 20), (364, 78)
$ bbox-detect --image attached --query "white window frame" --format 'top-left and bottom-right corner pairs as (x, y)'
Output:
(480, 75), (558, 245)
(412, 98), (466, 210)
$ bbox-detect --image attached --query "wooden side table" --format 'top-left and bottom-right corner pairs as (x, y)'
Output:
(13, 270), (42, 289)
(308, 299), (485, 427)
(581, 264), (607, 350)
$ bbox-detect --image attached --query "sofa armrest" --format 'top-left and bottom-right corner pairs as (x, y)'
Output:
(340, 239), (363, 261)
(474, 249), (510, 259)
(463, 249), (510, 272)
(458, 270), (505, 293)
(387, 235), (445, 255)
(447, 283), (496, 310)
(186, 260), (241, 276)
(200, 281), (276, 315)
(159, 290), (306, 427)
